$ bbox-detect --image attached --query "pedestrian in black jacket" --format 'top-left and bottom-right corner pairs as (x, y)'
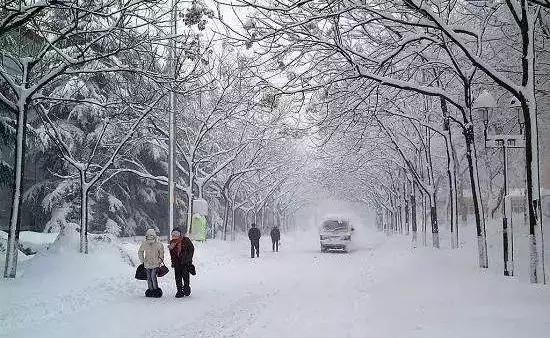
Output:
(248, 223), (261, 258)
(169, 228), (194, 298)
(270, 226), (280, 252)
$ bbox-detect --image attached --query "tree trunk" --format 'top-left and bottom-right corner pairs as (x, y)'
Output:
(426, 128), (439, 248)
(376, 207), (381, 231)
(518, 10), (546, 283)
(448, 163), (458, 249)
(260, 206), (265, 230)
(422, 191), (427, 246)
(451, 145), (460, 248)
(222, 196), (230, 241)
(463, 124), (488, 268)
(441, 97), (459, 248)
(397, 182), (403, 234)
(404, 179), (409, 235)
(430, 195), (440, 249)
(3, 103), (28, 278)
(79, 173), (89, 254)
(186, 168), (195, 235)
(4, 64), (31, 278)
(398, 205), (403, 234)
(411, 181), (418, 247)
(523, 97), (545, 283)
(382, 209), (388, 235)
(453, 148), (467, 227)
(390, 197), (396, 234)
(458, 168), (467, 225)
(231, 206), (237, 241)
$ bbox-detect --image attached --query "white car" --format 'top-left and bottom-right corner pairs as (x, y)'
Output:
(319, 218), (354, 252)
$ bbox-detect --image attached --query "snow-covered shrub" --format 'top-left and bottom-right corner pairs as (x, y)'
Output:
(43, 204), (79, 234)
(105, 218), (121, 237)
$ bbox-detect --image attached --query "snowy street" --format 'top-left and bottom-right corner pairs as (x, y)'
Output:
(2, 227), (550, 338)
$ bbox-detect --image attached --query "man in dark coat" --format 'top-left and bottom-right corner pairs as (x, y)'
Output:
(169, 227), (195, 298)
(270, 226), (280, 252)
(248, 223), (261, 258)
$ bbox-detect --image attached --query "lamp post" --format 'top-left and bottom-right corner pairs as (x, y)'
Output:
(474, 91), (525, 277)
(168, 0), (180, 241)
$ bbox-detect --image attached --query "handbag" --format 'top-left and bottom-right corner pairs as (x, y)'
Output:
(157, 258), (169, 277)
(187, 263), (196, 276)
(135, 264), (147, 280)
(157, 264), (169, 277)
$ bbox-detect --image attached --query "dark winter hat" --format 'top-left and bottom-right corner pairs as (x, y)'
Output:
(251, 223), (257, 227)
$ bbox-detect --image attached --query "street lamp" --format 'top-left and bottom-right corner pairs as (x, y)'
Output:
(510, 98), (525, 135)
(472, 90), (497, 132)
(473, 90), (524, 277)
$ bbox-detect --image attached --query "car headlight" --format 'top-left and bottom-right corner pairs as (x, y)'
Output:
(320, 235), (326, 240)
(342, 235), (351, 240)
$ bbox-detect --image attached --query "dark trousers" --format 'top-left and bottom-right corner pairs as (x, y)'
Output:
(272, 239), (279, 252)
(250, 240), (260, 258)
(174, 265), (190, 291)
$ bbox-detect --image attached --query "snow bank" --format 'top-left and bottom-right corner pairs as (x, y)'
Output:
(0, 230), (58, 255)
(0, 231), (33, 267)
(0, 228), (138, 334)
(19, 231), (58, 253)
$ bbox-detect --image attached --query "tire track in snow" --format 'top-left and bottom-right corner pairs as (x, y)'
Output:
(144, 289), (281, 338)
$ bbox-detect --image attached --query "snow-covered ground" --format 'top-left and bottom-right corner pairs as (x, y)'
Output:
(1, 225), (550, 338)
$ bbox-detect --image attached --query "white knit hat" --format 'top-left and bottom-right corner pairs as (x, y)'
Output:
(145, 228), (156, 239)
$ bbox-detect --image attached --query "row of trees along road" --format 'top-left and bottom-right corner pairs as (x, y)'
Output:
(2, 0), (548, 285)
(232, 0), (550, 283)
(0, 1), (306, 278)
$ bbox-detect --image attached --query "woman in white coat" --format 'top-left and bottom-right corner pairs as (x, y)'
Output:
(138, 229), (165, 297)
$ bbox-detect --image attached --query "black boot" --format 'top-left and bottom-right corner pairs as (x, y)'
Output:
(145, 289), (153, 297)
(153, 287), (163, 298)
(183, 285), (191, 297)
(175, 289), (185, 298)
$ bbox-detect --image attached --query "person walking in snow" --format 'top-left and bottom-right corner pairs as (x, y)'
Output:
(138, 228), (165, 298)
(169, 227), (194, 298)
(270, 226), (280, 252)
(248, 223), (261, 258)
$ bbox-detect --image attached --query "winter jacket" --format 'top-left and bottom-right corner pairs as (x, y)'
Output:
(169, 236), (194, 267)
(270, 228), (280, 241)
(248, 227), (261, 241)
(138, 229), (165, 269)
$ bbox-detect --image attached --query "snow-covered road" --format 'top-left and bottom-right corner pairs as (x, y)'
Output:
(2, 227), (550, 338)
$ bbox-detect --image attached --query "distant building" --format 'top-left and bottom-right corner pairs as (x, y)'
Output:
(462, 187), (550, 218)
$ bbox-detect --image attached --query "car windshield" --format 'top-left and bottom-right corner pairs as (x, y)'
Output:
(322, 220), (349, 232)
